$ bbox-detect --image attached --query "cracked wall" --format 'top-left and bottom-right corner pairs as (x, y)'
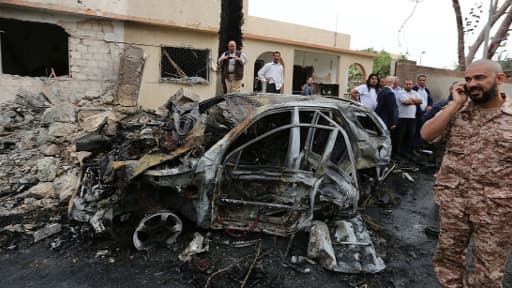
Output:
(0, 7), (124, 103)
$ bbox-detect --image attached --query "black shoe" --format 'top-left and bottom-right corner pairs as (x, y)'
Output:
(424, 226), (439, 238)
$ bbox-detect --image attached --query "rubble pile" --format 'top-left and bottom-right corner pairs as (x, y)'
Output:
(0, 88), (128, 248)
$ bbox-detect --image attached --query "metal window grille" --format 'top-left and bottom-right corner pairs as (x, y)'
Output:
(161, 46), (209, 82)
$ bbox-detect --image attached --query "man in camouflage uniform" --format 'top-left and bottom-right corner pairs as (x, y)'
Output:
(421, 59), (512, 287)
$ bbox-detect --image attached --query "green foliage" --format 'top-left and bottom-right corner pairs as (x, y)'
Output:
(348, 49), (409, 91)
(360, 48), (399, 78)
(373, 50), (392, 78)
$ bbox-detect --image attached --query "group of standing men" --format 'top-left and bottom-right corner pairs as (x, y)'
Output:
(351, 74), (433, 157)
(218, 40), (284, 94)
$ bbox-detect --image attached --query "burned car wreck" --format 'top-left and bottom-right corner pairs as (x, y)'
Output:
(69, 92), (391, 273)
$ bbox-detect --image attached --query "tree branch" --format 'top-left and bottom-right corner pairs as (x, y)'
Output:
(465, 0), (512, 64)
(486, 8), (512, 59)
(453, 0), (466, 70)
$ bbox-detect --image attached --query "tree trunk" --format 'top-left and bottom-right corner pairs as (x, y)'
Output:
(452, 0), (466, 71)
(218, 0), (244, 57)
(218, 0), (244, 94)
(486, 8), (512, 59)
(465, 0), (512, 64)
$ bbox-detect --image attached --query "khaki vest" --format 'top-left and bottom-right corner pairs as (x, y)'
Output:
(221, 50), (243, 80)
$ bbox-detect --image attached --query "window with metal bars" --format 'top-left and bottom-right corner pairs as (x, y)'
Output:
(160, 46), (209, 84)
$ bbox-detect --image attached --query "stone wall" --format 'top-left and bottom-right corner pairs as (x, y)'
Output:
(0, 7), (124, 103)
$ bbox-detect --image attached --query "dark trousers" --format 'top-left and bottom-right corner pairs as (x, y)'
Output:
(396, 118), (416, 155)
(267, 83), (281, 94)
(413, 111), (425, 149)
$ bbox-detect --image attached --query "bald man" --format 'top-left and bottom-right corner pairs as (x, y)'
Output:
(422, 59), (512, 287)
(375, 76), (399, 131)
(218, 40), (247, 93)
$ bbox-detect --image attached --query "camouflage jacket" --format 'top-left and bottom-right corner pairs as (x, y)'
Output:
(434, 96), (512, 198)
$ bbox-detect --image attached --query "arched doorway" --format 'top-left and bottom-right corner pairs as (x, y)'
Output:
(347, 63), (366, 93)
(253, 51), (285, 92)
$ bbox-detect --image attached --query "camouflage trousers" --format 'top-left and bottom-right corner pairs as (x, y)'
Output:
(433, 188), (512, 288)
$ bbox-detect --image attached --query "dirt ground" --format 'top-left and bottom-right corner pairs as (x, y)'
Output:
(1, 161), (511, 288)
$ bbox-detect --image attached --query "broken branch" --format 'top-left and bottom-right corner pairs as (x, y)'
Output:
(240, 241), (262, 288)
(162, 49), (187, 78)
(203, 254), (252, 288)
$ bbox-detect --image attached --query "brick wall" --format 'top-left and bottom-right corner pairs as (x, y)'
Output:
(395, 60), (512, 102)
(0, 8), (123, 103)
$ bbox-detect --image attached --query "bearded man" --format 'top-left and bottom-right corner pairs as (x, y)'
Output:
(421, 59), (512, 287)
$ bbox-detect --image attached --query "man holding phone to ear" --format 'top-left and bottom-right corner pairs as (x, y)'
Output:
(422, 59), (512, 287)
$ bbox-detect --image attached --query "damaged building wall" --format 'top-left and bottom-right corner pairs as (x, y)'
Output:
(0, 0), (221, 31)
(124, 22), (219, 110)
(0, 7), (124, 103)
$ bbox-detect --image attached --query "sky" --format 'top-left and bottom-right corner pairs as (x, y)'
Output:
(249, 0), (509, 69)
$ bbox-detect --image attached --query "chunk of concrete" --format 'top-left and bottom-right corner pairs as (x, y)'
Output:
(116, 46), (145, 107)
(37, 157), (60, 182)
(25, 182), (56, 199)
(53, 173), (79, 203)
(42, 103), (76, 123)
(48, 123), (77, 139)
(80, 111), (118, 133)
(168, 87), (200, 106)
(33, 223), (62, 242)
(307, 221), (337, 270)
(40, 144), (60, 156)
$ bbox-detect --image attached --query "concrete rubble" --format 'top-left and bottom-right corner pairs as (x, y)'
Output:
(0, 46), (146, 250)
(0, 86), (129, 248)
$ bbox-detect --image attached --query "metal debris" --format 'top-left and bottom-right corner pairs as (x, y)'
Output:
(402, 172), (415, 183)
(133, 211), (183, 251)
(33, 223), (62, 243)
(179, 232), (209, 262)
(291, 255), (316, 265)
(307, 217), (385, 273)
(307, 221), (338, 271)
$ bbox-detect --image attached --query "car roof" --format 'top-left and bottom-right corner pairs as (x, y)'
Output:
(199, 92), (366, 114)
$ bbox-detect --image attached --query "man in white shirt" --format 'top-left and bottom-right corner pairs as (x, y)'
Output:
(412, 74), (433, 149)
(396, 79), (422, 156)
(393, 76), (403, 103)
(257, 51), (284, 93)
(352, 73), (380, 110)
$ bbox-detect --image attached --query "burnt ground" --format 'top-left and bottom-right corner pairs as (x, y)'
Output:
(1, 159), (511, 288)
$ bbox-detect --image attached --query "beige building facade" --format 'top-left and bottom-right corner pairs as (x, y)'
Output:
(0, 0), (375, 110)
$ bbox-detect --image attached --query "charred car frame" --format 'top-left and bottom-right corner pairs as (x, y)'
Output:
(69, 93), (391, 273)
